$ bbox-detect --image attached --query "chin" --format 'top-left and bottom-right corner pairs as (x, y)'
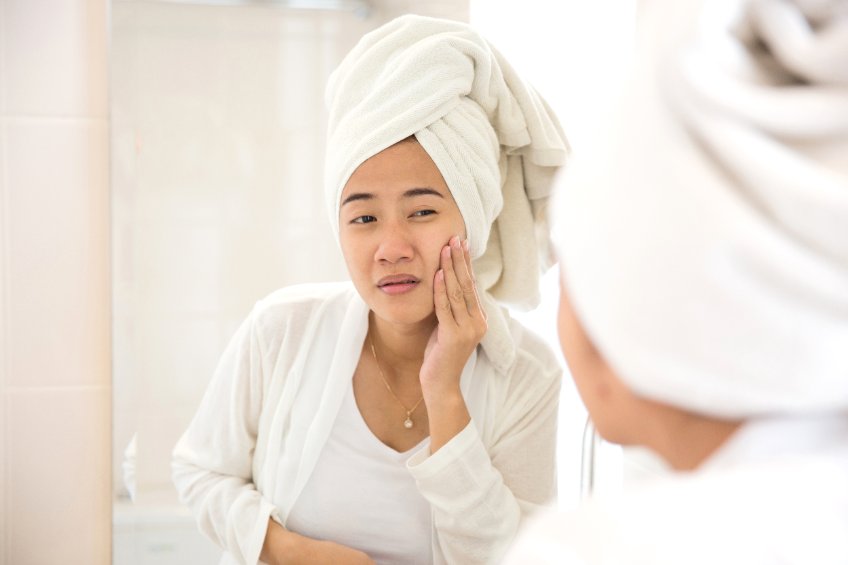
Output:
(372, 301), (435, 327)
(356, 283), (431, 324)
(385, 310), (436, 328)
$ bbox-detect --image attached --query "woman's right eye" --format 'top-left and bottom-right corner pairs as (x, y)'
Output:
(351, 215), (377, 224)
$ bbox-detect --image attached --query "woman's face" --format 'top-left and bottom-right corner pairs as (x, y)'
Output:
(339, 138), (467, 328)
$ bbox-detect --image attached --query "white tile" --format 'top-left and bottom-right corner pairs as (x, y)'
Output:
(0, 110), (8, 565)
(1, 118), (8, 391)
(2, 0), (108, 117)
(6, 387), (111, 564)
(0, 392), (8, 564)
(0, 0), (6, 116)
(5, 119), (110, 388)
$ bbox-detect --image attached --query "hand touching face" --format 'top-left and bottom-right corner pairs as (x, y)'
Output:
(419, 235), (488, 396)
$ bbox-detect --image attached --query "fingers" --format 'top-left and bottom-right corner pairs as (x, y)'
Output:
(460, 239), (487, 322)
(441, 241), (470, 324)
(440, 236), (487, 327)
(433, 268), (456, 328)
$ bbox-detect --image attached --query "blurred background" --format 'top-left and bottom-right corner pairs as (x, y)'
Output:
(0, 0), (660, 563)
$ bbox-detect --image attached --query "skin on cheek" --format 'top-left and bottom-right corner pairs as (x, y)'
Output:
(557, 280), (584, 376)
(559, 280), (650, 446)
(558, 281), (609, 422)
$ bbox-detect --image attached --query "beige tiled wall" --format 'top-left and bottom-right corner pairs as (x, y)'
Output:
(0, 0), (112, 563)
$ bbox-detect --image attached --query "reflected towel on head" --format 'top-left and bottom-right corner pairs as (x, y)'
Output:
(324, 14), (569, 315)
(554, 0), (848, 417)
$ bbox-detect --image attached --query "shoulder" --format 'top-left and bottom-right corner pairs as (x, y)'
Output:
(248, 281), (359, 337)
(506, 477), (724, 564)
(508, 317), (561, 376)
(501, 316), (563, 391)
(476, 313), (563, 418)
(513, 461), (848, 564)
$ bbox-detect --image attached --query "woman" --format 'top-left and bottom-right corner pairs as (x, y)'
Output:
(172, 15), (568, 565)
(507, 0), (848, 562)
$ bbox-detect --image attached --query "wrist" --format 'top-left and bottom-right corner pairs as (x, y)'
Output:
(262, 520), (305, 565)
(425, 389), (470, 454)
(421, 380), (463, 407)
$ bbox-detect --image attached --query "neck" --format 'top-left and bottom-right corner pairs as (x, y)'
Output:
(645, 406), (743, 471)
(368, 311), (434, 374)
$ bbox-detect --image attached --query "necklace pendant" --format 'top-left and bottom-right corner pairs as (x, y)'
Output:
(403, 416), (414, 429)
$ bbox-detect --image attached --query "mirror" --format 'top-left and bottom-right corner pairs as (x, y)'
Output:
(110, 1), (640, 562)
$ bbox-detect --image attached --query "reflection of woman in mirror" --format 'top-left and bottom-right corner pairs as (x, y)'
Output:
(173, 15), (568, 565)
(507, 0), (848, 562)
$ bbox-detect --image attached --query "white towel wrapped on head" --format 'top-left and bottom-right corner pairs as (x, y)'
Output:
(324, 15), (569, 321)
(554, 0), (848, 417)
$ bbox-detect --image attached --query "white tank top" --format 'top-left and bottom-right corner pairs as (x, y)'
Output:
(285, 380), (433, 565)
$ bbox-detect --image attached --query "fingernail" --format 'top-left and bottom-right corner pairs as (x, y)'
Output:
(463, 239), (470, 251)
(452, 235), (461, 249)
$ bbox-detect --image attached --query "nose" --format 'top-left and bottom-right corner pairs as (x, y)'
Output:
(374, 222), (414, 264)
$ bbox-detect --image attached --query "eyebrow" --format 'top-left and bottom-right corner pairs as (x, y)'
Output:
(341, 187), (444, 206)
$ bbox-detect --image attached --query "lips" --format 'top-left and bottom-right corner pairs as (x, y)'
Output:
(377, 274), (420, 288)
(377, 275), (421, 295)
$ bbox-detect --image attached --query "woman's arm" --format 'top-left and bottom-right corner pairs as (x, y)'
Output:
(261, 520), (375, 565)
(172, 307), (376, 565)
(172, 310), (276, 564)
(410, 365), (561, 564)
(420, 236), (486, 453)
(413, 236), (563, 563)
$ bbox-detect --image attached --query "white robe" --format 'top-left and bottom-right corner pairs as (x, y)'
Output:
(172, 282), (562, 565)
(506, 414), (848, 564)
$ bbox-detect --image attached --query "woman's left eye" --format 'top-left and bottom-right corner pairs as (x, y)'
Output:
(411, 209), (436, 218)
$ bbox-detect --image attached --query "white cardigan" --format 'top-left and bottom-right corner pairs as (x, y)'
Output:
(172, 282), (562, 565)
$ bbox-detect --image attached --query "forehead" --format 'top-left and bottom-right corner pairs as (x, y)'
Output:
(340, 138), (453, 201)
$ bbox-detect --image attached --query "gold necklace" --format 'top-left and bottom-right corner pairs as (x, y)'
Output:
(368, 333), (425, 429)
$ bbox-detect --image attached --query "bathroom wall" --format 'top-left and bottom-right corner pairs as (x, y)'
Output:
(0, 0), (112, 563)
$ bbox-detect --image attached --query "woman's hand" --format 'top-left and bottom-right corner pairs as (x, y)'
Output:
(420, 235), (488, 451)
(262, 519), (376, 565)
